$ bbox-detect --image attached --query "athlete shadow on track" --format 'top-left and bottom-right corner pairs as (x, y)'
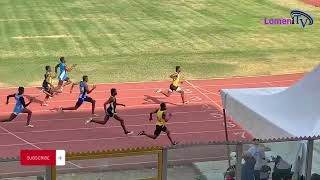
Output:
(24, 95), (43, 105)
(143, 95), (178, 106)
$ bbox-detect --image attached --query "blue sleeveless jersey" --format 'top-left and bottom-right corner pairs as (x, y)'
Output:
(13, 94), (24, 114)
(79, 81), (87, 99)
(58, 63), (67, 81)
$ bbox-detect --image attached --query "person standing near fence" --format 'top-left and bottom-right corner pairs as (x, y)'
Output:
(248, 138), (266, 180)
(272, 156), (292, 180)
(241, 151), (255, 180)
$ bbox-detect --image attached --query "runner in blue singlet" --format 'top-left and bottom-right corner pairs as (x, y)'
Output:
(55, 56), (76, 93)
(0, 87), (34, 127)
(58, 75), (97, 116)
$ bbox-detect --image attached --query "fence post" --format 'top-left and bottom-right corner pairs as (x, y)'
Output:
(45, 166), (56, 180)
(235, 143), (243, 180)
(158, 148), (168, 180)
(305, 139), (314, 180)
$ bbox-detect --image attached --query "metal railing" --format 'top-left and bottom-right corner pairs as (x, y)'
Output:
(1, 136), (319, 180)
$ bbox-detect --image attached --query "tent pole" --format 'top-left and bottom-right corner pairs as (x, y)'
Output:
(223, 108), (231, 167)
(223, 109), (229, 142)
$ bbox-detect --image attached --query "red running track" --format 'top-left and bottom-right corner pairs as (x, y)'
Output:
(304, 0), (320, 7)
(0, 73), (304, 178)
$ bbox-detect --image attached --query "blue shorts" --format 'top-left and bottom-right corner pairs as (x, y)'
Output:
(58, 72), (67, 81)
(13, 105), (24, 115)
(76, 97), (93, 107)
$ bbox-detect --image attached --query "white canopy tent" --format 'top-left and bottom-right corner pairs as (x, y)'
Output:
(221, 65), (320, 138)
(220, 64), (320, 175)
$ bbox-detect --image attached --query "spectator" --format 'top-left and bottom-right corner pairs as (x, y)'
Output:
(241, 151), (255, 180)
(225, 165), (236, 180)
(260, 160), (271, 180)
(311, 173), (320, 180)
(248, 138), (266, 180)
(272, 156), (292, 180)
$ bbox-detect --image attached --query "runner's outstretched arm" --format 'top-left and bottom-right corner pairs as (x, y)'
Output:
(66, 64), (77, 72)
(163, 112), (172, 122)
(6, 94), (15, 104)
(20, 97), (33, 108)
(87, 85), (96, 94)
(116, 102), (126, 107)
(70, 82), (80, 93)
(54, 63), (59, 74)
(169, 72), (178, 79)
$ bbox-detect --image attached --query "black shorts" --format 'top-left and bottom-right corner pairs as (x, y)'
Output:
(106, 107), (116, 117)
(76, 97), (93, 107)
(169, 84), (178, 91)
(42, 83), (53, 95)
(154, 125), (167, 137)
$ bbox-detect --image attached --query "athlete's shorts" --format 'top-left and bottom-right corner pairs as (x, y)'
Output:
(42, 83), (53, 96)
(154, 125), (167, 137)
(76, 97), (93, 107)
(106, 107), (117, 117)
(169, 84), (181, 92)
(58, 72), (67, 81)
(13, 105), (24, 115)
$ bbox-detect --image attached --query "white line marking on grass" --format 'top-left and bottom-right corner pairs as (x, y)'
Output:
(11, 35), (80, 39)
(0, 18), (29, 22)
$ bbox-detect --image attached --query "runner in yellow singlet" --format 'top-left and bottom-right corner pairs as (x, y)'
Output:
(138, 103), (177, 145)
(157, 66), (186, 104)
(41, 65), (57, 106)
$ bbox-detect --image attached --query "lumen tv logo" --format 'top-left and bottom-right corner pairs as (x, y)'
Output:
(264, 10), (313, 28)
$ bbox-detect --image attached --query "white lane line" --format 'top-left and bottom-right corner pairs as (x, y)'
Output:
(0, 129), (245, 147)
(185, 80), (222, 110)
(0, 119), (224, 135)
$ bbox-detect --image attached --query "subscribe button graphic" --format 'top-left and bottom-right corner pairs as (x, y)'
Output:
(20, 150), (65, 166)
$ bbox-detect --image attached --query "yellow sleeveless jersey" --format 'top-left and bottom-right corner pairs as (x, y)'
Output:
(46, 72), (53, 84)
(172, 73), (180, 87)
(156, 109), (166, 126)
